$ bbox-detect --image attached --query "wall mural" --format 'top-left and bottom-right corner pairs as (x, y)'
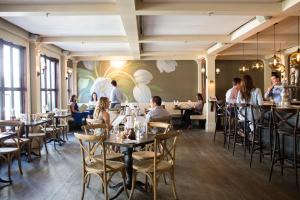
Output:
(77, 60), (197, 103)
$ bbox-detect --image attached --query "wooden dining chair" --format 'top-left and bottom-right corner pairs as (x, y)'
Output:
(40, 112), (62, 149)
(74, 133), (128, 200)
(129, 130), (181, 200)
(2, 120), (32, 162)
(81, 124), (123, 161)
(132, 122), (171, 161)
(0, 121), (24, 183)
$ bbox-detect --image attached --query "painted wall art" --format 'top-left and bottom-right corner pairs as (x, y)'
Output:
(77, 60), (198, 103)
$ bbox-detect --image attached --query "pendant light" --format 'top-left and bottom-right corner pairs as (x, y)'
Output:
(290, 16), (300, 68)
(273, 43), (285, 73)
(270, 23), (281, 69)
(251, 32), (264, 70)
(239, 43), (250, 73)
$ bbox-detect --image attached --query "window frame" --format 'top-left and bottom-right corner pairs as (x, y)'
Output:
(0, 39), (26, 120)
(40, 54), (58, 112)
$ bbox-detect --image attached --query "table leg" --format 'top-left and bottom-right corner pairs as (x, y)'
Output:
(0, 177), (12, 184)
(124, 147), (133, 188)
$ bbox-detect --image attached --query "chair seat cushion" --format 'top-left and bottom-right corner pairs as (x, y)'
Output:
(0, 147), (19, 154)
(132, 151), (161, 160)
(133, 159), (172, 172)
(4, 138), (30, 145)
(28, 132), (46, 138)
(86, 160), (124, 173)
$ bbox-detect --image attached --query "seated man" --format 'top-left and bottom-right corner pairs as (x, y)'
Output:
(146, 96), (170, 122)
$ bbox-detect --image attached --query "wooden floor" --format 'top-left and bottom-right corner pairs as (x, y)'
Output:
(1, 129), (299, 200)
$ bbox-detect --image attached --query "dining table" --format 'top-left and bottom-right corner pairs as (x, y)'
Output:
(104, 132), (156, 200)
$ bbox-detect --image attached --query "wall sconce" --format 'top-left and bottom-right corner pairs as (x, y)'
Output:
(201, 67), (206, 74)
(216, 68), (221, 76)
(37, 65), (46, 76)
(65, 68), (72, 80)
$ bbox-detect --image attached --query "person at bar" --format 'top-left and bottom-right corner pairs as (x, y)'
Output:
(225, 77), (241, 104)
(182, 93), (204, 129)
(236, 75), (263, 137)
(146, 96), (170, 122)
(110, 80), (124, 108)
(264, 73), (283, 104)
(70, 94), (89, 125)
(93, 97), (112, 130)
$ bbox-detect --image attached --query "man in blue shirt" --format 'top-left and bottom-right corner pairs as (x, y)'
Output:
(110, 80), (124, 108)
(264, 74), (283, 104)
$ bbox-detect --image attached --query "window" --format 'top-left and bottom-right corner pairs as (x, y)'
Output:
(40, 55), (58, 113)
(0, 39), (26, 120)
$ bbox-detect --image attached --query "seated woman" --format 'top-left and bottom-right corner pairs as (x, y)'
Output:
(236, 75), (263, 137)
(183, 93), (204, 129)
(87, 92), (98, 116)
(93, 97), (112, 130)
(70, 95), (89, 125)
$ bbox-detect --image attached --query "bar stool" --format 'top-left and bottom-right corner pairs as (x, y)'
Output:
(213, 101), (226, 144)
(269, 107), (300, 187)
(249, 105), (272, 168)
(232, 104), (257, 159)
(223, 103), (236, 149)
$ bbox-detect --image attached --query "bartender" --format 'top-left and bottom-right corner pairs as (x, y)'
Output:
(264, 73), (283, 104)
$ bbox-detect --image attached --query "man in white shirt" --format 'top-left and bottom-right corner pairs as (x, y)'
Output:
(110, 80), (124, 108)
(225, 77), (241, 104)
(146, 96), (170, 122)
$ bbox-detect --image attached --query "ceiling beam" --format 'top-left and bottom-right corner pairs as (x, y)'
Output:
(141, 51), (204, 57)
(116, 0), (140, 60)
(75, 55), (135, 61)
(69, 51), (132, 57)
(139, 35), (230, 43)
(0, 3), (118, 16)
(141, 56), (197, 60)
(135, 2), (281, 16)
(40, 36), (128, 43)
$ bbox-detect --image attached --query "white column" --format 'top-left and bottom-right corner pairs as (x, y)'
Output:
(196, 59), (203, 94)
(205, 55), (216, 132)
(29, 35), (41, 114)
(72, 60), (78, 96)
(60, 51), (69, 109)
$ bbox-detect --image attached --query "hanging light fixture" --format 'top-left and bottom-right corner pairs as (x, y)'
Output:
(251, 32), (264, 70)
(290, 16), (300, 68)
(270, 23), (281, 68)
(238, 43), (250, 73)
(273, 43), (285, 73)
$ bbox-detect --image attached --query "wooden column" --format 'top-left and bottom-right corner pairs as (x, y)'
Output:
(60, 51), (69, 109)
(196, 59), (203, 94)
(72, 60), (78, 96)
(205, 55), (216, 132)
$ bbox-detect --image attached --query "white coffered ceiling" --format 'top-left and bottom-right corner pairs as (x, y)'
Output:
(0, 0), (300, 60)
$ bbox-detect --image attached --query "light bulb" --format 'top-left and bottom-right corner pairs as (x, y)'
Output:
(201, 68), (205, 73)
(256, 62), (259, 69)
(297, 53), (300, 62)
(273, 58), (277, 66)
(216, 68), (220, 74)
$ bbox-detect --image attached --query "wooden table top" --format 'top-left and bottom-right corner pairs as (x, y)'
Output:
(23, 119), (51, 126)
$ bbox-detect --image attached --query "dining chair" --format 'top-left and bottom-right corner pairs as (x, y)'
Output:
(81, 123), (123, 161)
(56, 117), (69, 141)
(0, 121), (24, 183)
(269, 107), (300, 187)
(40, 113), (62, 149)
(132, 122), (171, 161)
(129, 130), (181, 200)
(74, 133), (128, 200)
(2, 120), (32, 162)
(213, 101), (226, 144)
(222, 103), (236, 149)
(27, 113), (48, 156)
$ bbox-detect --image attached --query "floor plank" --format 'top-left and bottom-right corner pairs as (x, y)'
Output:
(1, 129), (299, 200)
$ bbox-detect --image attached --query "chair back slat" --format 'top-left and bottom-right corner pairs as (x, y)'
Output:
(0, 120), (24, 148)
(81, 123), (108, 136)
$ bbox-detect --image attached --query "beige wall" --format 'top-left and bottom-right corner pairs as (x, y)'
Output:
(215, 60), (265, 100)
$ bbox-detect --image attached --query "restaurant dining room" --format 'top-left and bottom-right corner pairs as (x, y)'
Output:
(1, 0), (300, 200)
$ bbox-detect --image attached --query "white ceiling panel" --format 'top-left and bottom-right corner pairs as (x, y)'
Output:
(143, 15), (253, 35)
(0, 0), (115, 4)
(143, 42), (212, 51)
(4, 15), (125, 36)
(53, 42), (130, 52)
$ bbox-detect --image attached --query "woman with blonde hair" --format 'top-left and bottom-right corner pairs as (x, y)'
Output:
(93, 97), (112, 129)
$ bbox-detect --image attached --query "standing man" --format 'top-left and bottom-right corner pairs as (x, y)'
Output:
(264, 74), (282, 104)
(110, 80), (124, 108)
(225, 77), (242, 104)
